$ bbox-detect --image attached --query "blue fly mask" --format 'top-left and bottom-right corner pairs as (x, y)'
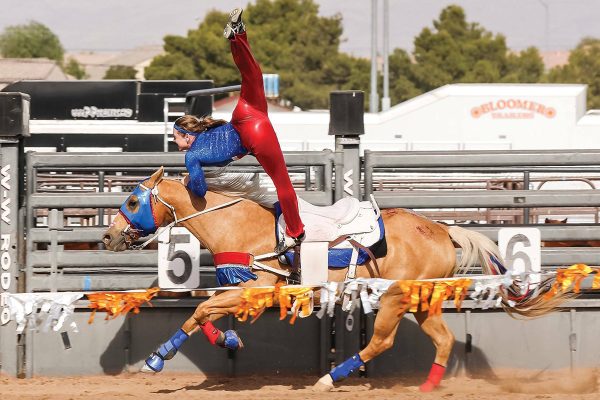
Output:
(116, 175), (243, 249)
(118, 182), (159, 238)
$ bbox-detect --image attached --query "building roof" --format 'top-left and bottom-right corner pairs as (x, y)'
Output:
(68, 45), (164, 80)
(0, 58), (71, 88)
(540, 50), (570, 69)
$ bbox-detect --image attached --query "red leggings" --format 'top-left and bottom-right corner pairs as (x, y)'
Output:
(230, 33), (304, 238)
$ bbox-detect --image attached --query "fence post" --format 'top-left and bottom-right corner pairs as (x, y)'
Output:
(0, 92), (30, 377)
(330, 91), (364, 202)
(328, 90), (366, 370)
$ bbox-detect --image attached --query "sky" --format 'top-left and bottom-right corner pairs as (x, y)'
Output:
(0, 0), (599, 56)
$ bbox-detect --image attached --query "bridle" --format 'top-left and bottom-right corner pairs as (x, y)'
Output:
(117, 179), (243, 250)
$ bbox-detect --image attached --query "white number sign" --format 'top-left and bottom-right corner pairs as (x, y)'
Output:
(158, 227), (201, 289)
(498, 228), (541, 286)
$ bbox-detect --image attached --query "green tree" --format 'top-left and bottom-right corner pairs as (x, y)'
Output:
(144, 53), (197, 80)
(104, 65), (137, 79)
(145, 0), (369, 110)
(546, 38), (600, 109)
(63, 57), (88, 80)
(503, 47), (545, 83)
(0, 21), (64, 61)
(388, 5), (545, 104)
(0, 21), (90, 80)
(388, 49), (421, 103)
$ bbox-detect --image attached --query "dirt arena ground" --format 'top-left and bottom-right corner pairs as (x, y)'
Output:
(1, 369), (599, 400)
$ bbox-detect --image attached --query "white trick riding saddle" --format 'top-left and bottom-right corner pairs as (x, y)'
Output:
(276, 195), (383, 285)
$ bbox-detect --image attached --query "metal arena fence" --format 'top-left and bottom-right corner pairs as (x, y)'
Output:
(23, 148), (600, 295)
(11, 147), (600, 378)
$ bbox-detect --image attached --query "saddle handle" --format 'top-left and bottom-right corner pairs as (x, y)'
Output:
(369, 194), (381, 219)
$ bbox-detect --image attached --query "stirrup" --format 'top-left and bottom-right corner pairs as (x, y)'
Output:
(274, 232), (305, 255)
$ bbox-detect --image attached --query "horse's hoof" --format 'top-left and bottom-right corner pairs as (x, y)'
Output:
(312, 374), (334, 392)
(419, 381), (438, 392)
(140, 352), (163, 373)
(222, 330), (244, 350)
(140, 363), (157, 374)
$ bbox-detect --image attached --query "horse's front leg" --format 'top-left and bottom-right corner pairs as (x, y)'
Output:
(184, 289), (245, 350)
(141, 290), (243, 373)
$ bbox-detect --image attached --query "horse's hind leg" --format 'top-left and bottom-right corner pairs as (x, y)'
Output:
(141, 290), (244, 373)
(413, 311), (455, 392)
(314, 283), (408, 391)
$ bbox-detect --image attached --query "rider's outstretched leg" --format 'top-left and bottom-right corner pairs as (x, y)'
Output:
(226, 10), (305, 244)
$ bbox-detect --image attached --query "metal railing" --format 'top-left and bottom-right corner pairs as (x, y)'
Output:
(363, 149), (600, 267)
(24, 148), (600, 292)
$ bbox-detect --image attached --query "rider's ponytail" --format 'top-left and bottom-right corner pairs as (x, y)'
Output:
(174, 115), (228, 136)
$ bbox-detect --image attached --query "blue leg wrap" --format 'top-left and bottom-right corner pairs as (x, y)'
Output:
(145, 329), (189, 372)
(329, 353), (364, 382)
(145, 352), (165, 372)
(157, 328), (189, 360)
(221, 330), (241, 350)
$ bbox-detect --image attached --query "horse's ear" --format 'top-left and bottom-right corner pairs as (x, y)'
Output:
(146, 166), (164, 188)
(561, 218), (568, 224)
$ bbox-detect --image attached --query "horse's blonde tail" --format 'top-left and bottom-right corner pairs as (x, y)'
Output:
(447, 226), (505, 276)
(499, 278), (574, 319)
(446, 225), (571, 319)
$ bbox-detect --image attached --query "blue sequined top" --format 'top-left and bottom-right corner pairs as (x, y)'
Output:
(185, 122), (248, 197)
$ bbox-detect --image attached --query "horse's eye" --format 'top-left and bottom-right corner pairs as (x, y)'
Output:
(127, 196), (139, 211)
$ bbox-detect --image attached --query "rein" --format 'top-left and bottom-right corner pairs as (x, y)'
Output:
(123, 179), (289, 278)
(128, 182), (243, 250)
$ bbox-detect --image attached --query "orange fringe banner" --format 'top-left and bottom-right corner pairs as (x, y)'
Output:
(22, 264), (600, 329)
(594, 273), (600, 290)
(399, 279), (472, 316)
(235, 279), (476, 324)
(235, 286), (277, 323)
(87, 288), (160, 323)
(278, 287), (313, 324)
(235, 284), (315, 325)
(544, 264), (596, 299)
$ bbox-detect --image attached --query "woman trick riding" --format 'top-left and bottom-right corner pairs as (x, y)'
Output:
(172, 8), (305, 255)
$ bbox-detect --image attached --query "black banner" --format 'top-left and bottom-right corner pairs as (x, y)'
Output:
(2, 80), (215, 122)
(2, 81), (138, 120)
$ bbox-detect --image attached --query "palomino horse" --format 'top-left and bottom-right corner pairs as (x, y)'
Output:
(102, 168), (559, 392)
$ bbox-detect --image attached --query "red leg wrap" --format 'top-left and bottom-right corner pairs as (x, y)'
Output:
(200, 321), (222, 346)
(419, 363), (446, 392)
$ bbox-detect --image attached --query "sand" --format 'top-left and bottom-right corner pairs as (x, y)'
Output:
(1, 369), (599, 400)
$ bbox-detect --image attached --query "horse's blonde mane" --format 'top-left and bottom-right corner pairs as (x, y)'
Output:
(168, 168), (273, 207)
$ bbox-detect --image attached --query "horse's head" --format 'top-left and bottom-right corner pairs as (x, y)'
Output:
(103, 167), (172, 251)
